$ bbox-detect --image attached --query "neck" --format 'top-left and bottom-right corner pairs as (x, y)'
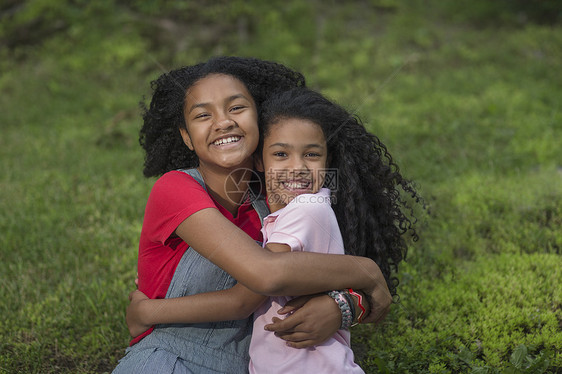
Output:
(198, 162), (254, 216)
(267, 200), (286, 213)
(266, 190), (287, 213)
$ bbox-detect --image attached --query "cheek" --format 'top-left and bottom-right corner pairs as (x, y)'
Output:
(179, 127), (194, 150)
(245, 110), (259, 135)
(315, 161), (329, 188)
(247, 121), (259, 141)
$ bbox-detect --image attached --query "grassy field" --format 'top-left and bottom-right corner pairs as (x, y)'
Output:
(1, 1), (561, 373)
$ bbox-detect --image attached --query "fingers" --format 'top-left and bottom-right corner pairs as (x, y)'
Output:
(273, 331), (311, 341)
(128, 289), (149, 304)
(283, 338), (318, 349)
(265, 295), (341, 348)
(264, 317), (324, 348)
(279, 295), (310, 314)
(286, 340), (317, 349)
(277, 305), (297, 315)
(270, 329), (324, 348)
(264, 316), (294, 332)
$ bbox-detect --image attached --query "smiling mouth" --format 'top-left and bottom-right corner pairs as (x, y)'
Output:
(281, 181), (312, 190)
(213, 136), (241, 146)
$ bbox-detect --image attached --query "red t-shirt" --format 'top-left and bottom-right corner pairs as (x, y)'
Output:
(131, 170), (263, 345)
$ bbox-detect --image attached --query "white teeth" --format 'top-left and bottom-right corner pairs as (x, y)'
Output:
(283, 182), (310, 189)
(213, 136), (240, 146)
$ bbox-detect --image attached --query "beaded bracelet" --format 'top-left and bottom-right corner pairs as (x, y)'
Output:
(342, 290), (356, 322)
(327, 290), (354, 330)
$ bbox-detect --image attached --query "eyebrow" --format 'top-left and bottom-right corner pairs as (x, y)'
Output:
(187, 94), (250, 114)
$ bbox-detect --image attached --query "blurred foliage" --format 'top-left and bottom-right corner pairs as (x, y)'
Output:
(431, 0), (562, 26)
(1, 0), (561, 60)
(359, 252), (561, 372)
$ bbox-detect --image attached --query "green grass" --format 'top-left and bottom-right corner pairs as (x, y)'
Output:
(1, 1), (561, 373)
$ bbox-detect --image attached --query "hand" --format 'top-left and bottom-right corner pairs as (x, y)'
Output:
(361, 271), (392, 325)
(264, 294), (340, 348)
(126, 289), (152, 337)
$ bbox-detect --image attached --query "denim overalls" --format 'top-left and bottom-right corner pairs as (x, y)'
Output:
(113, 169), (269, 374)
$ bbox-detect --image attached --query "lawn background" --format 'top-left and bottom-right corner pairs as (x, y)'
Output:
(1, 1), (561, 373)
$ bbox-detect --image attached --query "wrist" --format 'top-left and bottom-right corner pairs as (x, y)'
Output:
(138, 298), (157, 326)
(326, 290), (354, 330)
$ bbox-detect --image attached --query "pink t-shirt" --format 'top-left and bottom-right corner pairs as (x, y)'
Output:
(249, 188), (364, 373)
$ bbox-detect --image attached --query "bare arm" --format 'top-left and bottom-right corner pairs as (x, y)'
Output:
(127, 241), (292, 338)
(126, 285), (266, 337)
(176, 208), (381, 296)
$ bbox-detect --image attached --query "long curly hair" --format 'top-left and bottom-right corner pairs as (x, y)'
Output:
(258, 88), (421, 296)
(139, 56), (306, 177)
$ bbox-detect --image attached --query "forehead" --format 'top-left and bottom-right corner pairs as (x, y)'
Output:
(185, 74), (253, 105)
(266, 118), (326, 144)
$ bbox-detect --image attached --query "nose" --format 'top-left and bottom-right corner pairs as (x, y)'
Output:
(289, 157), (311, 178)
(213, 116), (235, 131)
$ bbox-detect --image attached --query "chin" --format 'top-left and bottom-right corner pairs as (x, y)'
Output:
(218, 156), (248, 169)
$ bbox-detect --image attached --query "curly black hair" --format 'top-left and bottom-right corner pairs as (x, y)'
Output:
(139, 56), (306, 177)
(258, 88), (421, 297)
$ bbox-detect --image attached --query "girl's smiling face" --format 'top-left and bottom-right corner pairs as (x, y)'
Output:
(257, 118), (328, 212)
(180, 74), (259, 171)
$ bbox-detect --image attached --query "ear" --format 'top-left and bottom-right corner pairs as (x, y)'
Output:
(254, 154), (265, 172)
(179, 127), (194, 151)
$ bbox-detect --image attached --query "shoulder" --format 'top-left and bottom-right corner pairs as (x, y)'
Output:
(275, 189), (336, 231)
(268, 189), (341, 253)
(282, 188), (333, 217)
(155, 170), (202, 186)
(142, 170), (216, 242)
(147, 170), (213, 212)
(152, 170), (205, 195)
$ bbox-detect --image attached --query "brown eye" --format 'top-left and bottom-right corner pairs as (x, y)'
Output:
(305, 152), (321, 158)
(230, 105), (246, 112)
(194, 112), (210, 120)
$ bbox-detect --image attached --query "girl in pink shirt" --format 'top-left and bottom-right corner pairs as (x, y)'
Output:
(126, 86), (421, 372)
(249, 87), (365, 372)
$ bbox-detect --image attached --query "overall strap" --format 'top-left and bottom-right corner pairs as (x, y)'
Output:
(177, 168), (270, 224)
(249, 191), (270, 225)
(176, 168), (206, 190)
